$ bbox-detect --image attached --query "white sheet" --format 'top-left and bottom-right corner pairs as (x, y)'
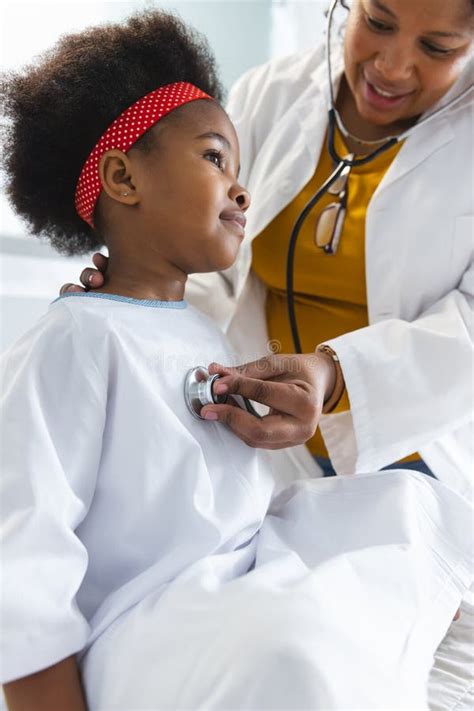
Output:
(83, 472), (473, 710)
(429, 585), (474, 710)
(1, 294), (472, 707)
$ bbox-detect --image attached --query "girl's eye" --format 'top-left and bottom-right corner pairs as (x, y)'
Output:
(204, 150), (224, 170)
(365, 14), (392, 32)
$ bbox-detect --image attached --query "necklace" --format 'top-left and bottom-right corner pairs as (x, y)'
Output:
(334, 77), (404, 148)
(339, 125), (398, 147)
(334, 109), (402, 148)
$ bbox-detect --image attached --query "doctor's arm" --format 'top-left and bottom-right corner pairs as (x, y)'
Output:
(319, 263), (474, 474)
(202, 263), (473, 466)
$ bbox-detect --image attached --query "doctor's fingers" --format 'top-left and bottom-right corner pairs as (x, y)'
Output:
(59, 282), (85, 295)
(209, 354), (315, 382)
(59, 253), (108, 294)
(79, 253), (109, 288)
(212, 374), (319, 422)
(200, 404), (317, 449)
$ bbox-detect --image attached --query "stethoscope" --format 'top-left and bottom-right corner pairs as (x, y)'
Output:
(287, 0), (473, 354)
(184, 0), (472, 420)
(184, 366), (260, 420)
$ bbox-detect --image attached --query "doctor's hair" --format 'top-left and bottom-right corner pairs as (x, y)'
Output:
(0, 10), (223, 255)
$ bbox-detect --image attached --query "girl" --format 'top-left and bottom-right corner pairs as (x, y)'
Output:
(1, 8), (472, 711)
(0, 11), (274, 707)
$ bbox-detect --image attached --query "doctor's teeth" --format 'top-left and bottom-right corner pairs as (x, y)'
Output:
(372, 83), (398, 98)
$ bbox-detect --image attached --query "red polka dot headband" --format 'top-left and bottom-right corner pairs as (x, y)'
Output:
(75, 82), (212, 227)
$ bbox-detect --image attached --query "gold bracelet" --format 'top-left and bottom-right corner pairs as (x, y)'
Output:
(316, 344), (345, 414)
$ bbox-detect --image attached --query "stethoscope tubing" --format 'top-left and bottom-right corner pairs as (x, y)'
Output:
(286, 0), (472, 354)
(286, 110), (399, 354)
(286, 157), (346, 354)
(326, 109), (398, 167)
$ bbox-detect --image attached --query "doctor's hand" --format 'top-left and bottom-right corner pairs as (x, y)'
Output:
(60, 252), (108, 294)
(201, 354), (337, 449)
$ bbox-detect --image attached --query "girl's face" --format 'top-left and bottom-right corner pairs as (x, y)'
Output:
(343, 0), (472, 129)
(132, 101), (249, 275)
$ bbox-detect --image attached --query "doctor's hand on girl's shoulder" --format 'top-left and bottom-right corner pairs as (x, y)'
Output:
(200, 354), (338, 449)
(60, 252), (108, 294)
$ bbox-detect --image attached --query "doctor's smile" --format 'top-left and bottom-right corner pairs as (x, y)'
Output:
(342, 0), (472, 130)
(362, 70), (416, 109)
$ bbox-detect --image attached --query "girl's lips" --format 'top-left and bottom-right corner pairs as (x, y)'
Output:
(362, 75), (414, 111)
(220, 210), (246, 236)
(220, 210), (246, 228)
(220, 220), (245, 238)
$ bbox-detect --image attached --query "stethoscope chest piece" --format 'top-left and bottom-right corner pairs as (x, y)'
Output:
(184, 366), (228, 420)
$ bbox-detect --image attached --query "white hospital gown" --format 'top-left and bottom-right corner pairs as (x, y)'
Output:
(1, 292), (473, 710)
(0, 293), (274, 682)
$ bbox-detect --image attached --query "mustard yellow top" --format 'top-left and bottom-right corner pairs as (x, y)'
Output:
(252, 129), (418, 460)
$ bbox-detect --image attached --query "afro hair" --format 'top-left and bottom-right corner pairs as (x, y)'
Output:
(1, 10), (224, 255)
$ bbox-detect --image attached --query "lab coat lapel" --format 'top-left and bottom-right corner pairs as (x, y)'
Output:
(364, 119), (453, 325)
(372, 118), (454, 200)
(365, 83), (467, 323)
(245, 44), (343, 240)
(226, 85), (325, 300)
(230, 46), (345, 299)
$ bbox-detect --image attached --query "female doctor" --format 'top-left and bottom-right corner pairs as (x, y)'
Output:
(65, 0), (473, 495)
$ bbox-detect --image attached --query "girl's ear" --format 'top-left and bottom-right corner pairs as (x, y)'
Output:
(99, 150), (139, 206)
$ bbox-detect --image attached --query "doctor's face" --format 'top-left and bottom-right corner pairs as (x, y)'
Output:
(343, 0), (473, 129)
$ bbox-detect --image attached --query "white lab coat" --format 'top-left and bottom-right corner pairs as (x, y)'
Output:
(186, 42), (474, 499)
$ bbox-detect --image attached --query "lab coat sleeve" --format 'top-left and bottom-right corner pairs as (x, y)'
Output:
(225, 46), (326, 190)
(320, 261), (474, 475)
(0, 306), (106, 683)
(224, 65), (262, 190)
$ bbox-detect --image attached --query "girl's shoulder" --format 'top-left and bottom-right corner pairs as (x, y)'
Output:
(1, 293), (108, 405)
(2, 296), (91, 363)
(1, 294), (233, 392)
(1, 293), (117, 373)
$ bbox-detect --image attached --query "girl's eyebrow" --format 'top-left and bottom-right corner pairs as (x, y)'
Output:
(195, 131), (231, 151)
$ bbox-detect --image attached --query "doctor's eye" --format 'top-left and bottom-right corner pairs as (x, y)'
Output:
(204, 150), (225, 171)
(365, 14), (392, 32)
(420, 40), (454, 57)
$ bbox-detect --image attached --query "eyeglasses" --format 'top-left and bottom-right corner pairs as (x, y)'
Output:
(314, 154), (354, 255)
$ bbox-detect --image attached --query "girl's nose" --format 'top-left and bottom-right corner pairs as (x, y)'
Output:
(230, 183), (251, 211)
